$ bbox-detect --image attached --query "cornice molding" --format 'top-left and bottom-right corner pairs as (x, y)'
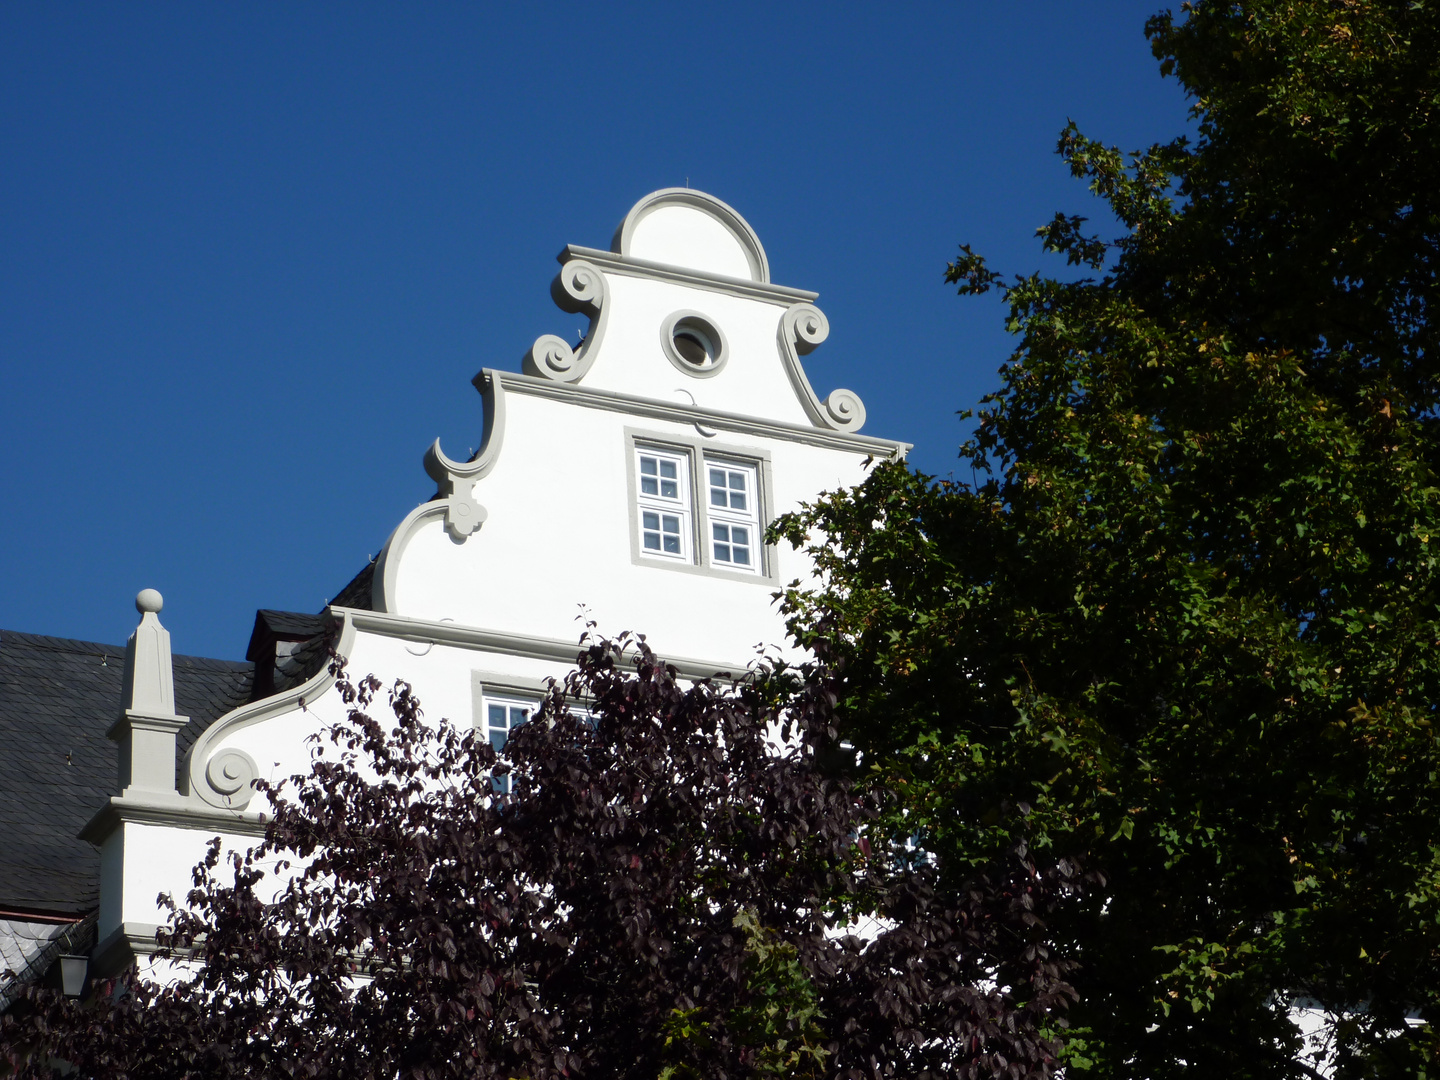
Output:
(562, 246), (818, 306)
(79, 792), (267, 845)
(334, 607), (748, 684)
(493, 370), (907, 456)
(92, 921), (162, 978)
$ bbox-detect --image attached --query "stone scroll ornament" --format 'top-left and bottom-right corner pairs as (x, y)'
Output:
(778, 303), (866, 432)
(202, 747), (259, 810)
(523, 259), (610, 384)
(424, 370), (508, 541)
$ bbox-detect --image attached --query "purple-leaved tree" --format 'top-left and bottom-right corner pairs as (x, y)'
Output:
(2, 635), (1081, 1080)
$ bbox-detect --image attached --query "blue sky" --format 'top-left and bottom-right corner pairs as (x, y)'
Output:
(1, 3), (1190, 659)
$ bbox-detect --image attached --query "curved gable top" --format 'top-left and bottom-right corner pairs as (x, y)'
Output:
(611, 189), (770, 284)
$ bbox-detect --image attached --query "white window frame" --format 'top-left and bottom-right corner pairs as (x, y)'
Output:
(624, 429), (777, 584)
(471, 671), (548, 794)
(704, 458), (761, 574)
(483, 695), (531, 793)
(633, 445), (693, 563)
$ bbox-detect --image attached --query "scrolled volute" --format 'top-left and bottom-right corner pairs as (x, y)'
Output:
(204, 748), (259, 809)
(525, 335), (582, 380)
(524, 259), (609, 384)
(551, 259), (606, 315)
(823, 388), (867, 431)
(784, 303), (830, 355)
(777, 301), (866, 433)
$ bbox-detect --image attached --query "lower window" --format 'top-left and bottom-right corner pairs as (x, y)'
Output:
(484, 698), (532, 793)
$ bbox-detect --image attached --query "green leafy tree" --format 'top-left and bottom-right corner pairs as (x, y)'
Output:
(775, 2), (1440, 1076)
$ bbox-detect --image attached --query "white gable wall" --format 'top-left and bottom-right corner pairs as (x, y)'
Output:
(86, 189), (910, 976)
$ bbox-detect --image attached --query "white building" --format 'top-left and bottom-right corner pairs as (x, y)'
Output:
(0, 188), (908, 990)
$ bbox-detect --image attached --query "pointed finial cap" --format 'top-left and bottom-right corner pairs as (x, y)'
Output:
(136, 589), (163, 615)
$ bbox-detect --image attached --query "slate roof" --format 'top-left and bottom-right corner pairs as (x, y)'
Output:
(331, 560), (375, 610)
(0, 631), (254, 917)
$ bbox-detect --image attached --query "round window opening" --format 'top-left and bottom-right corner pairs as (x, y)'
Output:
(672, 318), (720, 370)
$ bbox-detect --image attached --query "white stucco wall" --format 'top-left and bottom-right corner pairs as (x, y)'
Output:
(94, 188), (909, 972)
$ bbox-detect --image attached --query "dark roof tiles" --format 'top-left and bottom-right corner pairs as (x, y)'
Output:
(0, 631), (253, 916)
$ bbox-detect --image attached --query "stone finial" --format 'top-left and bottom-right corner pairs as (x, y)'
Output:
(121, 590), (175, 715)
(110, 589), (188, 798)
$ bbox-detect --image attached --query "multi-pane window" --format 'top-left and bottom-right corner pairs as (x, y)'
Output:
(707, 461), (760, 572)
(630, 441), (766, 575)
(635, 448), (691, 561)
(485, 698), (531, 793)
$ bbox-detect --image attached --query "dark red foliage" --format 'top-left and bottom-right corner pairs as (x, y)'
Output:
(1, 636), (1081, 1080)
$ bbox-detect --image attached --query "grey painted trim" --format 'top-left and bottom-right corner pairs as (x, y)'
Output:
(563, 246), (817, 306)
(373, 371), (508, 608)
(333, 607), (745, 683)
(472, 670), (553, 728)
(80, 792), (268, 845)
(777, 303), (867, 433)
(611, 188), (770, 284)
(92, 922), (161, 979)
(624, 428), (779, 586)
(373, 501), (447, 614)
(524, 259), (610, 383)
(421, 369), (508, 541)
(182, 612), (357, 808)
(494, 371), (910, 457)
(77, 609), (352, 840)
(659, 310), (729, 380)
(105, 710), (188, 741)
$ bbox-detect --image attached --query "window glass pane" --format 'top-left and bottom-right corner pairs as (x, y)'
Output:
(712, 523), (730, 563)
(488, 704), (506, 727)
(641, 457), (657, 475)
(728, 472), (747, 510)
(489, 728), (507, 752)
(641, 475), (658, 496)
(661, 478), (678, 499)
(660, 460), (677, 479)
(509, 706), (529, 728)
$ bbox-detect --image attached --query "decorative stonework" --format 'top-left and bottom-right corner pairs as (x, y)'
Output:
(612, 188), (771, 283)
(422, 370), (508, 540)
(778, 303), (867, 433)
(202, 748), (259, 810)
(523, 259), (609, 384)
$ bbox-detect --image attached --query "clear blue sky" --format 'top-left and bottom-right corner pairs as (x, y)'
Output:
(1, 3), (1190, 659)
